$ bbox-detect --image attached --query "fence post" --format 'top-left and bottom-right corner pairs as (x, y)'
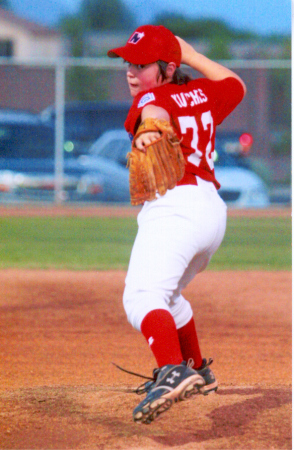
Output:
(54, 60), (65, 204)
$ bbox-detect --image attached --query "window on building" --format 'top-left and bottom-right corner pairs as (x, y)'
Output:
(0, 40), (13, 57)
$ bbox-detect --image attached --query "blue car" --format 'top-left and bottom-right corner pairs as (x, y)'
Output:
(0, 120), (130, 203)
(40, 101), (131, 155)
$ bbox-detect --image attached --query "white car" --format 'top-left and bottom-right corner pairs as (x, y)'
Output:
(216, 166), (270, 208)
(88, 129), (270, 208)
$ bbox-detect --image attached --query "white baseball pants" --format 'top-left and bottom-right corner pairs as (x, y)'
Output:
(123, 177), (227, 331)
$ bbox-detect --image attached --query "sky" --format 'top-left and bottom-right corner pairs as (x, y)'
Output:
(10, 0), (292, 36)
(124, 0), (292, 36)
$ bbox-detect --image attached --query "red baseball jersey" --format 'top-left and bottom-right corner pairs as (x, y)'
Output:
(125, 77), (245, 189)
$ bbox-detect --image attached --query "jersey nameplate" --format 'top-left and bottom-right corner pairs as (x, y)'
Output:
(171, 89), (208, 108)
(138, 93), (155, 108)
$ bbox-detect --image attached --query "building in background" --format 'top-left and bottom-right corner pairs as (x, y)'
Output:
(0, 7), (67, 113)
(0, 7), (64, 58)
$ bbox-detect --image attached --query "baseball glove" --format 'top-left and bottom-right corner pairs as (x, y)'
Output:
(127, 118), (185, 206)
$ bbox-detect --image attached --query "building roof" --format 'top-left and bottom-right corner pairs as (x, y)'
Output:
(0, 7), (60, 37)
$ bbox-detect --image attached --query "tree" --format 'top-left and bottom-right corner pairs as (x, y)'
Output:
(60, 15), (84, 57)
(153, 13), (263, 60)
(207, 37), (232, 60)
(0, 0), (11, 9)
(80, 0), (135, 31)
(154, 13), (253, 40)
(59, 0), (135, 101)
(59, 0), (136, 56)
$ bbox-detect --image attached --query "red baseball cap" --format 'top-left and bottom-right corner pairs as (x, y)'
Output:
(107, 25), (182, 67)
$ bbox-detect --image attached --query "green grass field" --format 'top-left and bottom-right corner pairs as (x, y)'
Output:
(0, 215), (291, 270)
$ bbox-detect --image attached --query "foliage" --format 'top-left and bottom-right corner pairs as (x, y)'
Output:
(269, 69), (291, 128)
(206, 37), (232, 60)
(0, 215), (291, 271)
(153, 13), (257, 40)
(59, 0), (135, 99)
(59, 6), (290, 62)
(80, 0), (135, 31)
(60, 0), (135, 36)
(281, 37), (291, 58)
(60, 15), (84, 57)
(270, 129), (291, 157)
(65, 67), (110, 102)
(152, 13), (285, 59)
(0, 0), (11, 9)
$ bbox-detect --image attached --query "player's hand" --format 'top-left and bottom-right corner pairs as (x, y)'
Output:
(135, 131), (161, 152)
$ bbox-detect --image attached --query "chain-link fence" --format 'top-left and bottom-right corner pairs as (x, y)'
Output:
(0, 57), (291, 204)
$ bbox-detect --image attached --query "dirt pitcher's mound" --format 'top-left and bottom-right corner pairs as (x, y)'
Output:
(0, 269), (291, 450)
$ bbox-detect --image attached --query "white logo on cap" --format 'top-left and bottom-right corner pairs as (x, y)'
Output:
(129, 31), (145, 44)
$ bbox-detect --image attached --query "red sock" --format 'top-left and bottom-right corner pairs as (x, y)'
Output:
(140, 309), (183, 368)
(177, 317), (203, 369)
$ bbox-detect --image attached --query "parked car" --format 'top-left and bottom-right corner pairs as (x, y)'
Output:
(213, 150), (270, 208)
(88, 129), (131, 166)
(0, 121), (130, 203)
(0, 108), (41, 124)
(87, 129), (270, 208)
(40, 101), (131, 155)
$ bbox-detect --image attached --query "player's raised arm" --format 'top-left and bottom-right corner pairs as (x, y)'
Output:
(176, 36), (247, 95)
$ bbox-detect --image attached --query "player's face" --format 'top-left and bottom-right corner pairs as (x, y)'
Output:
(126, 62), (163, 97)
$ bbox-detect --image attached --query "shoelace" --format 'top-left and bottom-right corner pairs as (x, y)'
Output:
(112, 362), (158, 395)
(112, 358), (198, 395)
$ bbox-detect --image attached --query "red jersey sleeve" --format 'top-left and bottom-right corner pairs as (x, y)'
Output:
(205, 77), (245, 125)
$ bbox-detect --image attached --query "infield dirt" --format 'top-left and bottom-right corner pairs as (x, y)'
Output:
(0, 268), (291, 450)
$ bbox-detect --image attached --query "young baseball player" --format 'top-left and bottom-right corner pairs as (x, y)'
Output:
(108, 25), (246, 424)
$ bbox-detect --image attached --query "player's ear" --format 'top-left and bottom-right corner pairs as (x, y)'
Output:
(166, 62), (177, 79)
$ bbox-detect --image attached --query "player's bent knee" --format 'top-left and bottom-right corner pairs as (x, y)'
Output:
(170, 295), (193, 329)
(123, 290), (170, 331)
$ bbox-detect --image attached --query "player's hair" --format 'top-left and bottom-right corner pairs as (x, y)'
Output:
(157, 61), (192, 85)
